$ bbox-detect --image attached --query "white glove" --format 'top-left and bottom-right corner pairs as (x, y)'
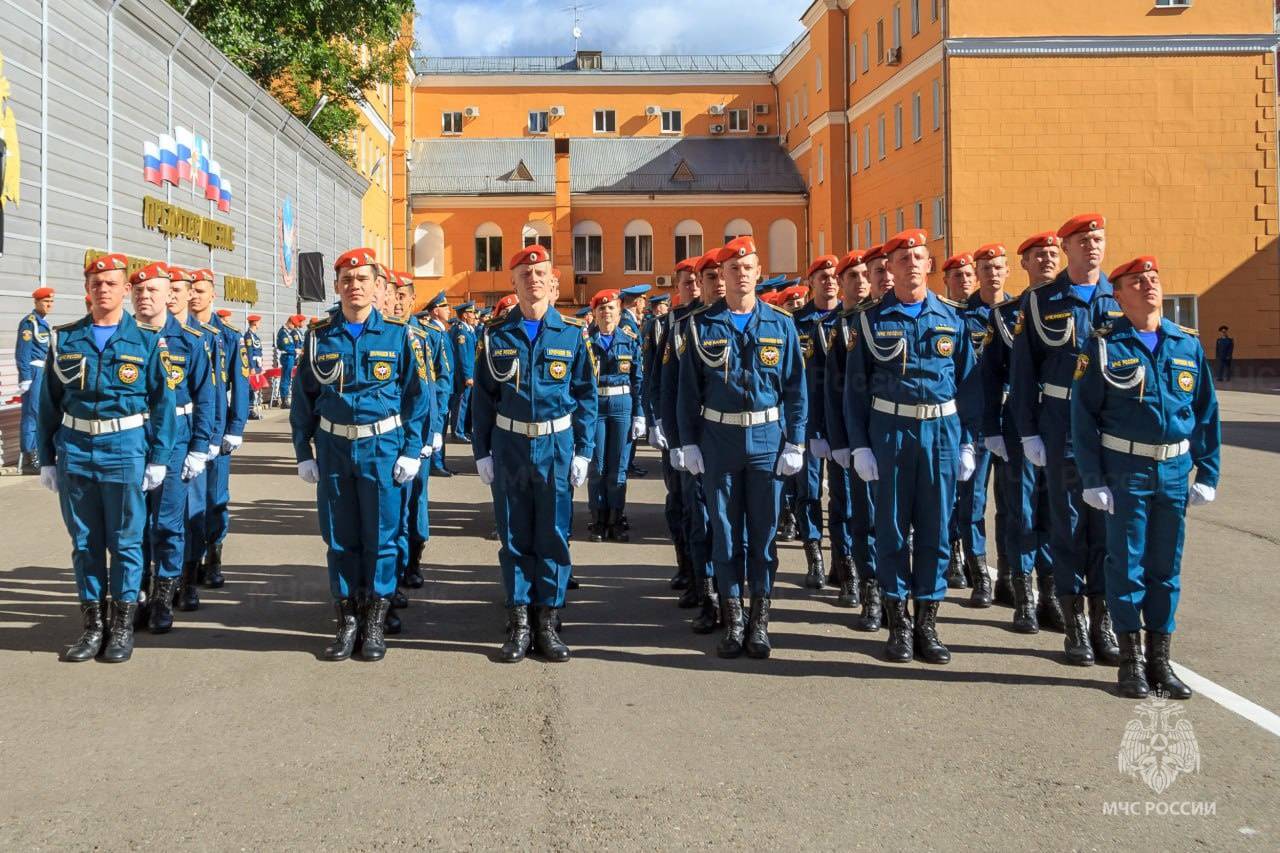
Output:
(831, 447), (851, 470)
(808, 437), (831, 460)
(432, 432), (443, 452)
(297, 460), (320, 484)
(207, 443), (221, 460)
(142, 464), (167, 492)
(776, 443), (805, 477)
(570, 455), (590, 488)
(630, 417), (647, 441)
(476, 455), (496, 485)
(681, 445), (705, 476)
(958, 444), (976, 482)
(392, 455), (421, 485)
(39, 465), (58, 493)
(18, 380), (32, 394)
(1021, 435), (1047, 468)
(181, 451), (208, 481)
(1082, 486), (1115, 514)
(221, 434), (243, 454)
(984, 435), (1009, 462)
(649, 422), (668, 450)
(670, 447), (686, 471)
(852, 447), (879, 482)
(1189, 482), (1216, 507)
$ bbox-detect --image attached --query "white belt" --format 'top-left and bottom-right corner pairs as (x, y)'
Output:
(31, 360), (45, 368)
(701, 406), (779, 427)
(175, 403), (194, 417)
(61, 412), (148, 436)
(1101, 434), (1190, 461)
(1042, 383), (1071, 400)
(598, 385), (630, 397)
(496, 414), (572, 437)
(319, 414), (402, 440)
(871, 397), (957, 420)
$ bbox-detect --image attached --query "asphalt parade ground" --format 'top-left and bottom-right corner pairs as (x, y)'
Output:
(1, 391), (1278, 851)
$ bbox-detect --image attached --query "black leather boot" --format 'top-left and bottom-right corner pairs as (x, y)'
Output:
(778, 508), (797, 542)
(607, 509), (630, 543)
(64, 602), (106, 662)
(405, 541), (425, 588)
(692, 578), (720, 634)
(803, 541), (826, 589)
(884, 598), (914, 663)
(134, 578), (151, 629)
(945, 540), (967, 589)
(993, 556), (1015, 607)
(389, 586), (409, 609)
(322, 599), (358, 661)
(499, 606), (532, 663)
(854, 578), (883, 632)
(1010, 572), (1039, 634)
(1145, 632), (1192, 700)
(534, 606), (570, 662)
(670, 543), (691, 590)
(203, 542), (224, 588)
(149, 577), (178, 634)
(966, 552), (992, 608)
(178, 560), (200, 611)
(1088, 595), (1121, 665)
(1036, 574), (1066, 632)
(836, 556), (861, 608)
(745, 597), (772, 659)
(590, 510), (606, 543)
(913, 599), (951, 664)
(676, 556), (701, 609)
(101, 601), (138, 663)
(1117, 632), (1149, 699)
(1061, 594), (1095, 666)
(716, 596), (745, 658)
(360, 597), (390, 661)
(384, 606), (402, 636)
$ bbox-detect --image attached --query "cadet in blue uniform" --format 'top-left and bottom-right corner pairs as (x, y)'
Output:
(677, 237), (807, 659)
(291, 248), (431, 662)
(644, 266), (690, 592)
(423, 291), (456, 476)
(1072, 255), (1220, 699)
(16, 286), (55, 474)
(244, 314), (265, 417)
(619, 284), (650, 478)
(276, 315), (304, 406)
(473, 245), (597, 663)
(585, 289), (645, 541)
(941, 252), (980, 592)
(450, 302), (478, 442)
(1010, 213), (1123, 666)
(38, 253), (177, 662)
(130, 262), (215, 633)
(845, 229), (980, 664)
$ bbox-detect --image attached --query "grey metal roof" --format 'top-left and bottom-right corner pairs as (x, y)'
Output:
(414, 54), (781, 75)
(945, 34), (1280, 57)
(409, 137), (805, 197)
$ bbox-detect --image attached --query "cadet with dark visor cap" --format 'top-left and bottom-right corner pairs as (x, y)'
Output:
(15, 285), (55, 474)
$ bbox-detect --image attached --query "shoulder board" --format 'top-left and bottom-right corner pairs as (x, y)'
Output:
(770, 304), (792, 317)
(1178, 324), (1199, 337)
(1092, 324), (1113, 338)
(484, 316), (505, 328)
(407, 324), (427, 339)
(850, 296), (881, 314)
(689, 304), (714, 318)
(1030, 278), (1055, 290)
(181, 323), (202, 336)
(202, 322), (220, 333)
(310, 318), (330, 331)
(563, 316), (586, 328)
(138, 322), (161, 333)
(385, 315), (406, 325)
(621, 325), (638, 338)
(55, 320), (81, 332)
(222, 321), (241, 333)
(938, 296), (966, 309)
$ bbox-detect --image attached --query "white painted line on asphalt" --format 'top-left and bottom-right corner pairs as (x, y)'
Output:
(1173, 662), (1280, 738)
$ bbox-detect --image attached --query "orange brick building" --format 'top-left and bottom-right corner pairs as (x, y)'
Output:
(389, 0), (1280, 360)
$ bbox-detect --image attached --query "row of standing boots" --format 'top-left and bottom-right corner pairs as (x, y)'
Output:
(590, 509), (630, 543)
(499, 605), (569, 663)
(64, 600), (137, 663)
(323, 596), (392, 662)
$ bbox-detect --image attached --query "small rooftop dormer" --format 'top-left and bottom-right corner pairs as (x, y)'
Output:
(575, 50), (603, 70)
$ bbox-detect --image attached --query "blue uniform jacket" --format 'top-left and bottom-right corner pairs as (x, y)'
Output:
(675, 299), (807, 449)
(794, 301), (842, 442)
(658, 302), (699, 448)
(1010, 270), (1122, 441)
(844, 290), (980, 450)
(211, 315), (251, 438)
(244, 330), (263, 371)
(1071, 318), (1221, 490)
(979, 295), (1024, 440)
(200, 322), (227, 445)
(289, 308), (431, 463)
(822, 302), (872, 452)
(472, 306), (598, 460)
(37, 312), (177, 478)
(589, 325), (643, 408)
(276, 326), (302, 362)
(641, 311), (671, 425)
(421, 318), (452, 439)
(15, 312), (51, 382)
(159, 314), (216, 453)
(451, 322), (477, 388)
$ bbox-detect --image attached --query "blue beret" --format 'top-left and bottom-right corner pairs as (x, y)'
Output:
(426, 290), (449, 309)
(648, 294), (670, 305)
(619, 284), (652, 297)
(761, 275), (788, 288)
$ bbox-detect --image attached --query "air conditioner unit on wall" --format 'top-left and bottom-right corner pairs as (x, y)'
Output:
(755, 103), (770, 115)
(655, 275), (669, 287)
(464, 105), (480, 118)
(755, 123), (769, 135)
(645, 105), (662, 117)
(709, 104), (725, 115)
(886, 47), (902, 66)
(549, 105), (566, 117)
(710, 123), (725, 135)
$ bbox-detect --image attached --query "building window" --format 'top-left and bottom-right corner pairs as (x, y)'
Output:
(933, 196), (946, 237)
(769, 219), (799, 274)
(785, 100), (793, 130)
(1163, 295), (1198, 328)
(816, 56), (823, 92)
(931, 0), (939, 22)
(877, 114), (886, 159)
(894, 103), (903, 149)
(932, 79), (941, 130)
(661, 109), (682, 133)
(818, 230), (826, 256)
(850, 43), (857, 83)
(896, 208), (905, 232)
(802, 86), (809, 118)
(817, 143), (825, 184)
(724, 218), (753, 243)
(912, 92), (922, 140)
(851, 128), (859, 174)
(413, 222), (444, 278)
(892, 4), (901, 49)
(728, 108), (750, 131)
(911, 0), (920, 35)
(623, 219), (654, 273)
(914, 201), (924, 228)
(442, 111), (463, 134)
(863, 123), (871, 168)
(862, 32), (870, 73)
(528, 111), (549, 134)
(879, 215), (888, 243)
(573, 220), (604, 274)
(865, 220), (872, 247)
(522, 221), (552, 251)
(674, 219), (704, 263)
(593, 109), (616, 133)
(474, 222), (503, 272)
(876, 19), (885, 63)
(852, 229), (860, 250)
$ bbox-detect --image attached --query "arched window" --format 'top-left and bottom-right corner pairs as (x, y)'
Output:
(413, 222), (444, 278)
(768, 218), (799, 274)
(724, 218), (753, 244)
(522, 220), (552, 252)
(573, 220), (603, 274)
(623, 219), (653, 274)
(474, 221), (502, 272)
(673, 219), (703, 264)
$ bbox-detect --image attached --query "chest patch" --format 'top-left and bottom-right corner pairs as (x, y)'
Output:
(1177, 370), (1195, 392)
(22, 330), (32, 341)
(1074, 353), (1089, 381)
(549, 360), (568, 380)
(619, 361), (631, 373)
(118, 362), (140, 384)
(372, 361), (392, 381)
(759, 345), (780, 367)
(934, 336), (954, 357)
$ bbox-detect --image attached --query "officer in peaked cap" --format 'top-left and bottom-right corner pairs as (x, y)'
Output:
(423, 290), (456, 476)
(574, 306), (591, 319)
(450, 301), (479, 444)
(16, 285), (55, 474)
(472, 244), (598, 663)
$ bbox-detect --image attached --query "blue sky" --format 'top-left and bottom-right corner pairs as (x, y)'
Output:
(413, 0), (806, 57)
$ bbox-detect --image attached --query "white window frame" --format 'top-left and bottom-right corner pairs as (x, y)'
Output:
(1162, 294), (1198, 327)
(442, 111), (463, 134)
(851, 128), (859, 174)
(522, 221), (552, 251)
(850, 43), (857, 83)
(911, 0), (920, 36)
(817, 143), (825, 184)
(674, 219), (704, 263)
(728, 108), (750, 132)
(879, 215), (888, 243)
(593, 109), (617, 133)
(894, 103), (903, 149)
(914, 201), (924, 228)
(474, 222), (503, 272)
(865, 220), (872, 247)
(573, 221), (604, 274)
(931, 0), (939, 22)
(933, 196), (946, 237)
(661, 109), (683, 134)
(912, 91), (922, 141)
(862, 32), (871, 73)
(932, 79), (942, 130)
(877, 114), (886, 160)
(863, 123), (872, 169)
(892, 3), (902, 50)
(724, 218), (753, 244)
(895, 208), (905, 233)
(528, 111), (549, 134)
(815, 56), (823, 92)
(623, 220), (654, 274)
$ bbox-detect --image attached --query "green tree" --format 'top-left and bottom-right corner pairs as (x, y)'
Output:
(173, 0), (414, 161)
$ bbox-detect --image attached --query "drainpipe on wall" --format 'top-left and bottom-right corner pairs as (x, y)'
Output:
(940, 1), (952, 260)
(842, 3), (853, 253)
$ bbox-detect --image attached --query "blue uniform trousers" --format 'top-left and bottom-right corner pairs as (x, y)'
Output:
(588, 395), (632, 512)
(451, 386), (472, 440)
(826, 461), (854, 559)
(185, 468), (209, 562)
(59, 468), (146, 603)
(408, 462), (431, 550)
(795, 453), (824, 543)
(951, 443), (992, 554)
(869, 412), (960, 602)
(661, 451), (685, 546)
(20, 366), (42, 455)
(279, 355), (296, 401)
(1045, 432), (1107, 597)
(1103, 452), (1190, 634)
(679, 470), (713, 580)
(849, 468), (877, 579)
(703, 423), (783, 600)
(315, 432), (403, 599)
(205, 452), (232, 551)
(491, 430), (574, 608)
(144, 420), (192, 580)
(1000, 443), (1052, 577)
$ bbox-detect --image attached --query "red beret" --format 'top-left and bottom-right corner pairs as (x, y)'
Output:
(589, 289), (621, 310)
(32, 286), (55, 299)
(334, 247), (378, 272)
(129, 262), (171, 285)
(191, 268), (215, 283)
(495, 294), (518, 313)
(882, 229), (929, 257)
(759, 291), (777, 305)
(674, 258), (698, 273)
(85, 253), (129, 275)
(836, 251), (868, 275)
(1016, 232), (1061, 255)
(290, 314), (306, 324)
(781, 285), (806, 301)
(863, 244), (885, 264)
(693, 251), (721, 274)
(806, 254), (839, 278)
(509, 245), (550, 269)
(167, 266), (193, 283)
(247, 314), (262, 323)
(377, 264), (392, 280)
(942, 253), (973, 272)
(715, 236), (757, 264)
(216, 309), (233, 318)
(973, 243), (1007, 261)
(1057, 213), (1105, 240)
(388, 270), (410, 288)
(1109, 256), (1158, 281)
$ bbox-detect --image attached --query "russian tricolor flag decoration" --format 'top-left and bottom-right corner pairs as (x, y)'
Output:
(143, 142), (162, 185)
(158, 134), (179, 185)
(218, 179), (232, 214)
(204, 160), (222, 202)
(195, 136), (210, 189)
(141, 129), (231, 213)
(176, 127), (193, 182)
